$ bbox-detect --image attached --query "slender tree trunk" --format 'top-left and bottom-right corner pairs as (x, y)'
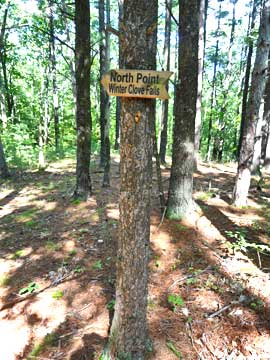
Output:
(49, 0), (60, 153)
(102, 0), (111, 187)
(233, 0), (270, 207)
(238, 0), (257, 157)
(251, 100), (264, 173)
(38, 68), (50, 169)
(73, 0), (91, 200)
(151, 117), (165, 212)
(109, 0), (157, 357)
(61, 0), (76, 109)
(167, 0), (200, 220)
(114, 0), (123, 151)
(0, 134), (9, 178)
(212, 0), (237, 162)
(159, 0), (172, 165)
(194, 0), (207, 168)
(262, 60), (270, 169)
(99, 0), (106, 167)
(206, 2), (222, 161)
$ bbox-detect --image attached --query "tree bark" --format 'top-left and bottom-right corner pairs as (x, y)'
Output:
(99, 0), (106, 167)
(159, 0), (172, 165)
(102, 0), (111, 187)
(0, 132), (9, 178)
(167, 0), (200, 220)
(238, 0), (258, 158)
(206, 2), (222, 161)
(212, 0), (237, 162)
(109, 0), (157, 358)
(194, 0), (207, 168)
(49, 0), (60, 153)
(233, 0), (270, 207)
(73, 0), (91, 200)
(114, 0), (123, 151)
(262, 59), (270, 169)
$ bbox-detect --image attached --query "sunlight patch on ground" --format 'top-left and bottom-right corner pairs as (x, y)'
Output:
(0, 316), (31, 360)
(151, 230), (172, 252)
(106, 207), (119, 220)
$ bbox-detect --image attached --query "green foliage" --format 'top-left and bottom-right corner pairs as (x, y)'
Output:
(19, 282), (39, 295)
(74, 265), (85, 274)
(166, 341), (183, 359)
(225, 230), (270, 255)
(28, 332), (59, 359)
(10, 249), (24, 259)
(107, 299), (116, 311)
(68, 249), (77, 257)
(45, 241), (61, 251)
(93, 260), (103, 270)
(0, 274), (10, 287)
(52, 290), (64, 300)
(167, 294), (185, 311)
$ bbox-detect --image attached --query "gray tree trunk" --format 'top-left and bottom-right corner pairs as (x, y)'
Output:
(194, 0), (206, 168)
(49, 0), (60, 153)
(167, 0), (200, 220)
(238, 0), (258, 158)
(233, 0), (270, 207)
(159, 0), (172, 165)
(73, 0), (91, 200)
(102, 0), (111, 187)
(262, 60), (270, 169)
(206, 2), (222, 161)
(109, 0), (157, 358)
(114, 0), (123, 151)
(0, 134), (9, 178)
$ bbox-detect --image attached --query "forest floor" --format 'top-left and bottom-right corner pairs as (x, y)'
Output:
(0, 157), (270, 360)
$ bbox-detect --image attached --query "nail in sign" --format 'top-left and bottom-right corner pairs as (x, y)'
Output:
(101, 69), (173, 100)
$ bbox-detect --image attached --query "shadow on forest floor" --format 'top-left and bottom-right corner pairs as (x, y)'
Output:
(0, 159), (270, 359)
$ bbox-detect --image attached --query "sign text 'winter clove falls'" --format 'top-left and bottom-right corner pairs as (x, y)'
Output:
(101, 69), (173, 100)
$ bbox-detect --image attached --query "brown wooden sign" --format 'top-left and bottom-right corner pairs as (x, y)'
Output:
(101, 69), (173, 100)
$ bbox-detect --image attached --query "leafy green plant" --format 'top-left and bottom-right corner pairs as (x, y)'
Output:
(167, 294), (185, 312)
(46, 241), (61, 251)
(68, 249), (77, 257)
(186, 277), (197, 285)
(0, 274), (10, 287)
(10, 249), (24, 260)
(28, 332), (58, 359)
(74, 265), (85, 274)
(225, 230), (270, 255)
(19, 282), (39, 295)
(197, 191), (214, 201)
(107, 299), (116, 311)
(166, 341), (183, 359)
(52, 290), (64, 300)
(93, 260), (103, 270)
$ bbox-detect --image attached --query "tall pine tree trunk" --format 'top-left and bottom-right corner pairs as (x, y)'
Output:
(49, 0), (60, 153)
(194, 0), (207, 168)
(233, 0), (270, 207)
(159, 0), (171, 165)
(212, 0), (237, 162)
(114, 0), (123, 151)
(99, 0), (106, 167)
(238, 0), (257, 158)
(206, 2), (222, 161)
(73, 0), (91, 199)
(167, 0), (200, 220)
(102, 0), (111, 187)
(261, 59), (270, 169)
(109, 1), (157, 357)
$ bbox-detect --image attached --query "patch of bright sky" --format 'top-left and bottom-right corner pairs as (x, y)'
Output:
(16, 0), (39, 15)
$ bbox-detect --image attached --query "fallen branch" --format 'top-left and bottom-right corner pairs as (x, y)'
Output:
(168, 265), (213, 291)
